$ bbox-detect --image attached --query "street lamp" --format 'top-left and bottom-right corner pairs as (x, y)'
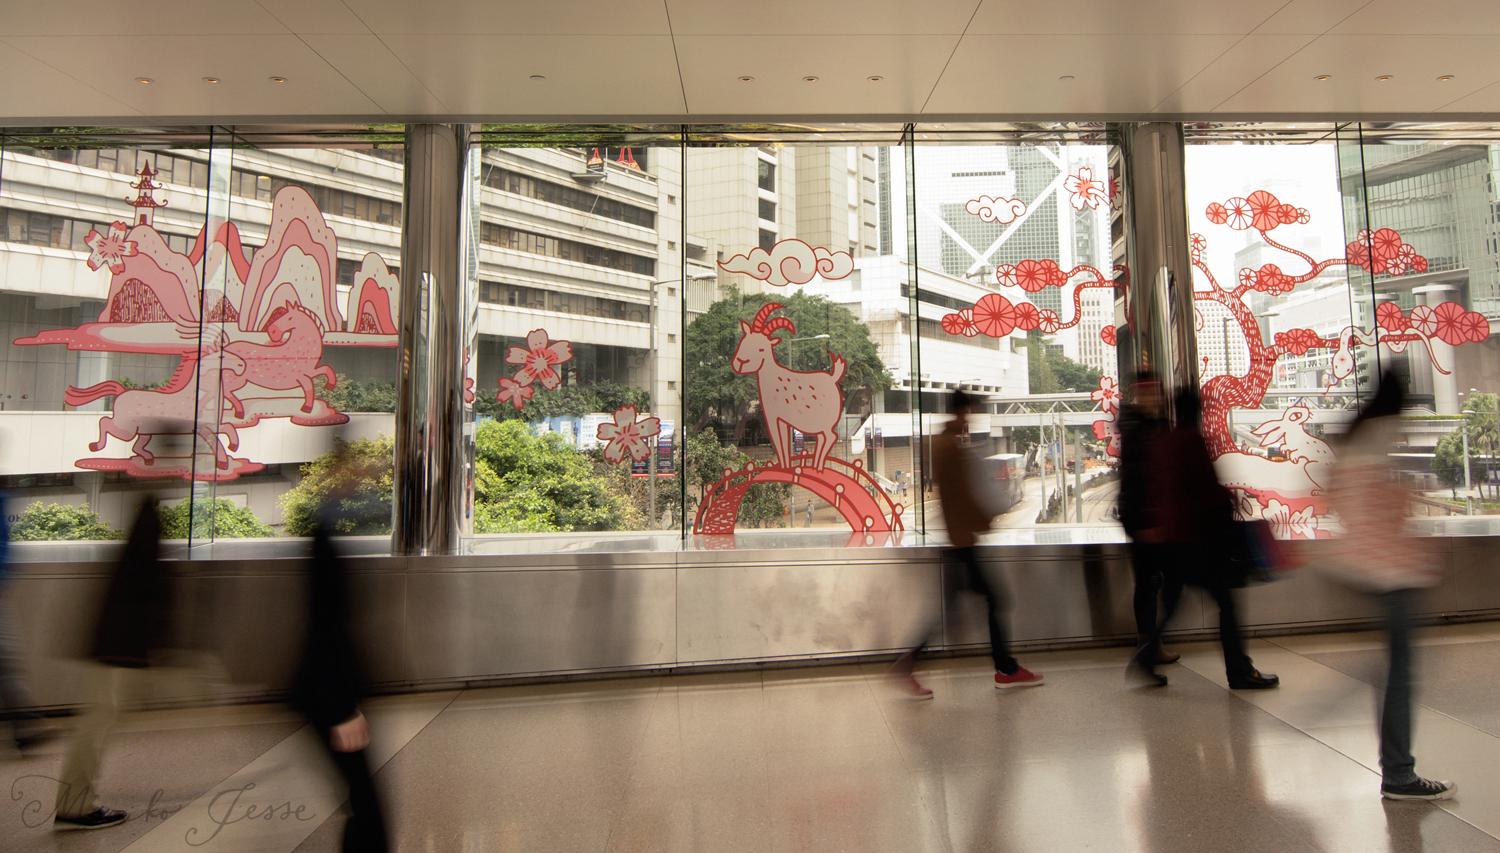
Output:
(647, 271), (716, 531)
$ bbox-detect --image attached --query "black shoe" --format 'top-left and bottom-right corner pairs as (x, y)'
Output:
(16, 726), (60, 753)
(1228, 670), (1280, 690)
(55, 807), (126, 831)
(1382, 777), (1456, 801)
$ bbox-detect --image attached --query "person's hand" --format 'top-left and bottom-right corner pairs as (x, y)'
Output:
(329, 711), (370, 752)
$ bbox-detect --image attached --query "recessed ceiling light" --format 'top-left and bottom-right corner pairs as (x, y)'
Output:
(529, 74), (545, 81)
(1059, 75), (1075, 82)
(867, 76), (883, 82)
(1438, 74), (1455, 82)
(803, 76), (819, 83)
(136, 77), (153, 84)
(202, 77), (220, 84)
(739, 75), (754, 82)
(1376, 75), (1393, 82)
(269, 76), (287, 83)
(1314, 75), (1331, 82)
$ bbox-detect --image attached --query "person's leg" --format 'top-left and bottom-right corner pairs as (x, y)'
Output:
(55, 665), (125, 819)
(1129, 541), (1160, 642)
(1379, 589), (1418, 788)
(0, 592), (46, 740)
(1206, 580), (1254, 680)
(314, 726), (390, 853)
(959, 547), (1018, 675)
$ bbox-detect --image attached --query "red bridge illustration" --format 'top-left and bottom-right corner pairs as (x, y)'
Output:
(694, 454), (904, 535)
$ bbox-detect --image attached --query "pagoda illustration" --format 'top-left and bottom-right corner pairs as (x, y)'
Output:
(126, 161), (167, 226)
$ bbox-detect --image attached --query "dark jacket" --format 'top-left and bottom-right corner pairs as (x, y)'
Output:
(91, 499), (171, 668)
(1150, 424), (1235, 545)
(935, 420), (990, 549)
(290, 519), (364, 729)
(1117, 405), (1166, 537)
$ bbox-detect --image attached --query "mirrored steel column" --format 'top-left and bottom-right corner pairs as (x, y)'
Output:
(1115, 122), (1198, 397)
(394, 124), (473, 555)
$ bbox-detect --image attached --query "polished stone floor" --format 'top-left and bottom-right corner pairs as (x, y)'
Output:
(9, 624), (1500, 851)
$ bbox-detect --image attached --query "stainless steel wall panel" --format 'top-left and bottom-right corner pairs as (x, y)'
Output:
(403, 567), (676, 681)
(7, 537), (1500, 713)
(675, 559), (939, 663)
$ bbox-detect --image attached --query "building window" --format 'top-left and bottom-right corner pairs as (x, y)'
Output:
(479, 222), (656, 276)
(481, 165), (656, 229)
(667, 334), (676, 343)
(667, 195), (676, 204)
(758, 198), (776, 222)
(758, 160), (776, 192)
(759, 229), (776, 251)
(667, 240), (676, 250)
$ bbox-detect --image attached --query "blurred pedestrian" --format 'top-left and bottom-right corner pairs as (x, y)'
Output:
(54, 495), (171, 830)
(1328, 375), (1453, 800)
(290, 476), (390, 851)
(1128, 390), (1277, 690)
(889, 390), (1042, 698)
(0, 494), (57, 753)
(805, 500), (814, 528)
(1117, 371), (1179, 666)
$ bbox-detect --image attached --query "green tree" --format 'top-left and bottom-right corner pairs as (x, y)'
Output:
(1432, 393), (1500, 499)
(1014, 329), (1101, 394)
(685, 289), (892, 441)
(474, 419), (633, 532)
(667, 428), (789, 529)
(158, 497), (274, 539)
(314, 374), (397, 413)
(11, 502), (122, 540)
(473, 381), (650, 423)
(279, 435), (395, 536)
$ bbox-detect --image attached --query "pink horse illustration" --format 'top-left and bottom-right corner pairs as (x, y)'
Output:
(223, 301), (337, 416)
(66, 346), (248, 470)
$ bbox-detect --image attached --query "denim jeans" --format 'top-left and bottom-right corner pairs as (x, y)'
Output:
(903, 547), (1018, 676)
(1379, 589), (1417, 787)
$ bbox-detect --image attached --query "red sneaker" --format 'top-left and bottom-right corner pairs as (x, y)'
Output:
(994, 666), (1044, 689)
(891, 674), (934, 700)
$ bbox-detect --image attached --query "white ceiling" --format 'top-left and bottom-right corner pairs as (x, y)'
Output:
(1, 0), (1498, 124)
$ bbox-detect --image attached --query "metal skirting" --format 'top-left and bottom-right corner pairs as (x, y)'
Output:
(8, 537), (1499, 711)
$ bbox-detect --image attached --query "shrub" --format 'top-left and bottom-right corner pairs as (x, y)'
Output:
(279, 435), (394, 536)
(10, 501), (122, 541)
(158, 497), (274, 539)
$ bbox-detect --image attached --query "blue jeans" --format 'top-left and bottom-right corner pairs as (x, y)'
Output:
(1379, 589), (1417, 786)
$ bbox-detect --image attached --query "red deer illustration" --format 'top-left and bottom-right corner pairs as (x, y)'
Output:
(732, 302), (845, 471)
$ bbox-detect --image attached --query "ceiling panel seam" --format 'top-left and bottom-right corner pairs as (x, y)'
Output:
(0, 36), (143, 118)
(918, 0), (984, 114)
(663, 0), (691, 114)
(1205, 0), (1377, 112)
(1144, 0), (1294, 114)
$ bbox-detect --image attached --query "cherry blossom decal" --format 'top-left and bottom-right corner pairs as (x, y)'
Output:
(1064, 167), (1108, 211)
(718, 238), (854, 287)
(964, 195), (1026, 224)
(1091, 375), (1121, 415)
(497, 376), (534, 410)
(84, 222), (138, 274)
(596, 405), (661, 464)
(505, 329), (573, 391)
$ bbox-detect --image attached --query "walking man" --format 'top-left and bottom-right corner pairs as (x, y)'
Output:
(1118, 371), (1179, 666)
(889, 390), (1043, 698)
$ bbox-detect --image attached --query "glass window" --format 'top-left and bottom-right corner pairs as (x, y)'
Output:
(758, 159), (776, 192)
(0, 132), (401, 557)
(758, 198), (776, 223)
(911, 132), (1118, 541)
